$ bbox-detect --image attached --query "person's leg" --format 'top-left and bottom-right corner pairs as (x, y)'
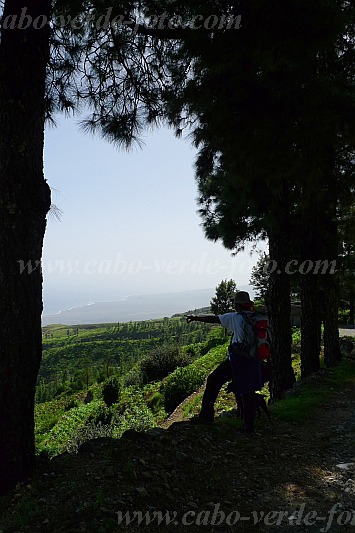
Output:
(235, 393), (242, 418)
(241, 391), (256, 433)
(199, 359), (232, 422)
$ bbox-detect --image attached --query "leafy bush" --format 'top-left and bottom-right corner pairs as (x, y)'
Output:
(164, 366), (205, 413)
(64, 398), (80, 411)
(147, 391), (163, 410)
(112, 403), (156, 437)
(102, 376), (121, 407)
(182, 345), (197, 358)
(123, 368), (144, 387)
(35, 411), (62, 435)
(163, 343), (228, 413)
(291, 327), (301, 353)
(139, 344), (189, 383)
(65, 422), (113, 454)
(35, 400), (104, 456)
(88, 404), (112, 425)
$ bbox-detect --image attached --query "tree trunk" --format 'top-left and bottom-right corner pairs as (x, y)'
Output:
(322, 194), (341, 366)
(299, 176), (322, 377)
(300, 275), (321, 376)
(268, 184), (295, 400)
(323, 278), (341, 366)
(0, 0), (51, 493)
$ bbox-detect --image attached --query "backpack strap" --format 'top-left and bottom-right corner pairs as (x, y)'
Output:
(240, 310), (254, 340)
(240, 310), (254, 325)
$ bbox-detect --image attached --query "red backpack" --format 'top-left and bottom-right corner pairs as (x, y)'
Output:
(240, 311), (272, 361)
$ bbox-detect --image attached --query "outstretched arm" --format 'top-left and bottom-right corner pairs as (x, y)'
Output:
(186, 314), (221, 324)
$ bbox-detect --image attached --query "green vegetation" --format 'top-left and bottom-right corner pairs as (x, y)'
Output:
(102, 376), (121, 407)
(210, 279), (237, 314)
(35, 317), (227, 456)
(35, 319), (353, 459)
(271, 360), (355, 423)
(142, 341), (229, 415)
(139, 344), (190, 383)
(38, 318), (214, 403)
(36, 399), (104, 456)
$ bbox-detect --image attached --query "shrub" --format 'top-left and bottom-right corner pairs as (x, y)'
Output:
(124, 368), (144, 387)
(139, 345), (189, 383)
(164, 366), (205, 413)
(113, 403), (156, 436)
(102, 376), (121, 407)
(65, 422), (113, 454)
(88, 404), (112, 425)
(291, 327), (301, 354)
(147, 391), (163, 410)
(64, 398), (80, 411)
(35, 400), (103, 456)
(53, 384), (66, 397)
(35, 411), (61, 435)
(162, 343), (228, 413)
(182, 345), (197, 358)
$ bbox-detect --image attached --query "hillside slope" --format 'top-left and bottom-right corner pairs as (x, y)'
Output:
(1, 363), (354, 533)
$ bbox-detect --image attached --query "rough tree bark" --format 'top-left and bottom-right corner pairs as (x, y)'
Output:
(323, 271), (341, 366)
(322, 173), (342, 366)
(300, 274), (321, 377)
(0, 0), (51, 493)
(268, 184), (295, 400)
(300, 178), (321, 378)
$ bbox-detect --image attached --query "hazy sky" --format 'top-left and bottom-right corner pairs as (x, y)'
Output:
(43, 117), (265, 314)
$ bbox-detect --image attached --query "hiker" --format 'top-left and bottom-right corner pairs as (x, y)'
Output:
(186, 291), (265, 433)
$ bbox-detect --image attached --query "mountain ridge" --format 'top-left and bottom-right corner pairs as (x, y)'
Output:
(42, 286), (255, 326)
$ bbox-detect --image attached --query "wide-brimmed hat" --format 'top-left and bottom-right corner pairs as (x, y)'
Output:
(234, 291), (252, 305)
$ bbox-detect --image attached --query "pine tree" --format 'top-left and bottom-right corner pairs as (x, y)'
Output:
(0, 0), (170, 493)
(249, 254), (270, 301)
(157, 0), (355, 388)
(0, 0), (52, 494)
(210, 279), (237, 315)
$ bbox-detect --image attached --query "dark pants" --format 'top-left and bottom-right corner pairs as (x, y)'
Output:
(199, 359), (256, 432)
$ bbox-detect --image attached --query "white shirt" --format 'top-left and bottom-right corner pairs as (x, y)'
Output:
(218, 312), (245, 343)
